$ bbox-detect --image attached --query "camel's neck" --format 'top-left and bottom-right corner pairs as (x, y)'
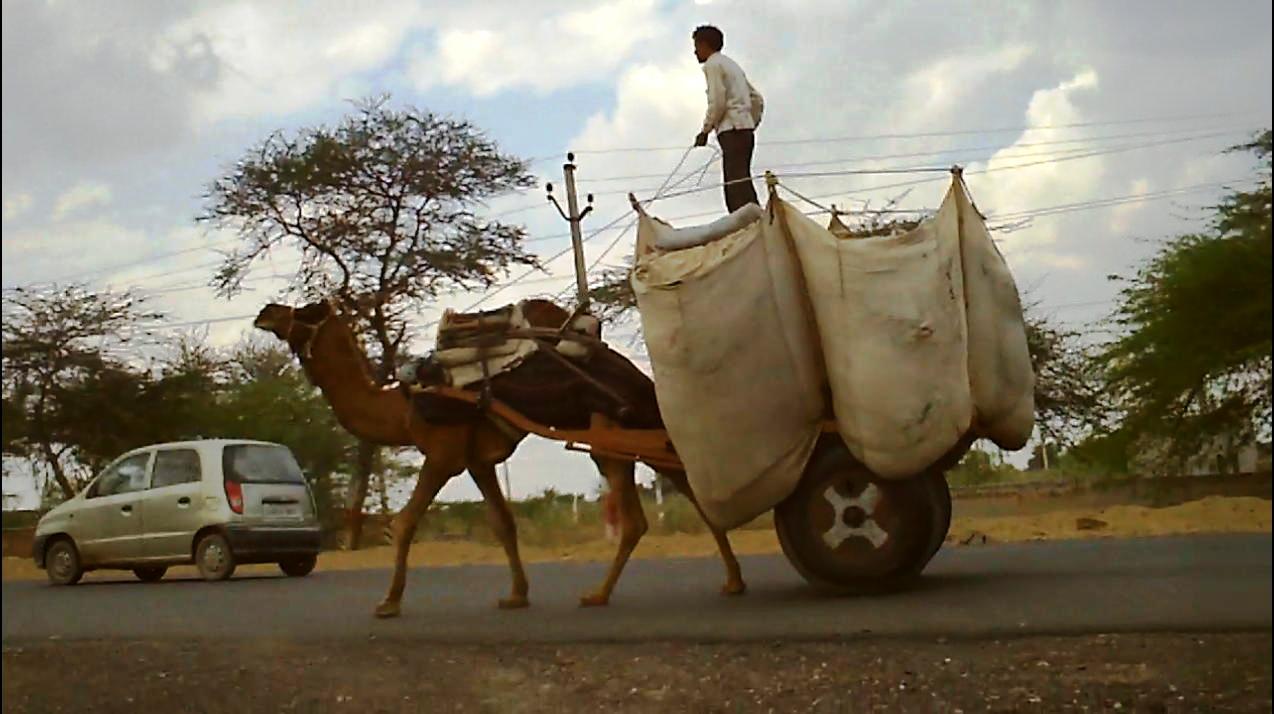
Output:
(298, 321), (413, 447)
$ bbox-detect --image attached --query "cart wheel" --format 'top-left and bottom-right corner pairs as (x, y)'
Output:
(774, 443), (937, 592)
(918, 467), (952, 565)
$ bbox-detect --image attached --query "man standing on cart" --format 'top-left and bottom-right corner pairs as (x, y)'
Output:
(692, 24), (765, 213)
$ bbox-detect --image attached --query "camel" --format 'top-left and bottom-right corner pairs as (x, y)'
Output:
(253, 298), (746, 618)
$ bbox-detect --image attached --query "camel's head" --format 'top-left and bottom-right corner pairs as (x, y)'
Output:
(253, 300), (336, 358)
(253, 303), (295, 339)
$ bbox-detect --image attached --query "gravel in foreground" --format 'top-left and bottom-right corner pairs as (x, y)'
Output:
(3, 632), (1270, 713)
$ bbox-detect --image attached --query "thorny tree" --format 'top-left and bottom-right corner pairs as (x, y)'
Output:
(201, 96), (537, 548)
(1103, 130), (1272, 469)
(1, 285), (163, 499)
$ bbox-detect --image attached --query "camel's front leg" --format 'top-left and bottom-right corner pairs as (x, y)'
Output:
(469, 461), (529, 609)
(664, 470), (747, 596)
(580, 457), (647, 607)
(374, 458), (456, 619)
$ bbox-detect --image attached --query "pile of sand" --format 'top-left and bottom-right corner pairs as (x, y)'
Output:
(949, 495), (1272, 545)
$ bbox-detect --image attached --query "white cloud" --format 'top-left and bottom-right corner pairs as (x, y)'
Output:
(963, 69), (1103, 269)
(3, 192), (32, 222)
(409, 0), (663, 96)
(160, 1), (425, 123)
(52, 181), (113, 221)
(900, 46), (1035, 116)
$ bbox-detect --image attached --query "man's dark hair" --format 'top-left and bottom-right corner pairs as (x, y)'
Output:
(692, 25), (724, 52)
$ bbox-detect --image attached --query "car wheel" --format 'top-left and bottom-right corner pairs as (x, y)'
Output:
(278, 555), (317, 577)
(45, 539), (83, 586)
(195, 533), (237, 581)
(133, 567), (167, 583)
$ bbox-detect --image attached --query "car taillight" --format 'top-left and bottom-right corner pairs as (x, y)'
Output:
(224, 480), (244, 514)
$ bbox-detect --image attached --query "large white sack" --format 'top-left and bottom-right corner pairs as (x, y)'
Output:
(649, 203), (766, 250)
(783, 196), (974, 479)
(632, 207), (824, 529)
(953, 178), (1035, 448)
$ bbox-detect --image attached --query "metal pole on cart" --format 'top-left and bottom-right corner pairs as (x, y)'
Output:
(546, 153), (595, 308)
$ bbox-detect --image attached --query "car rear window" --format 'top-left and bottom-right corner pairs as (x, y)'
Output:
(222, 445), (306, 484)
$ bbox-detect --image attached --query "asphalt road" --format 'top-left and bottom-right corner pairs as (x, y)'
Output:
(3, 534), (1270, 643)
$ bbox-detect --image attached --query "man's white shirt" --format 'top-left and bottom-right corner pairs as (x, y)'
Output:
(701, 52), (764, 135)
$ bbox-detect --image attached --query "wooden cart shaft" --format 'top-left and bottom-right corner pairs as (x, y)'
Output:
(416, 384), (837, 472)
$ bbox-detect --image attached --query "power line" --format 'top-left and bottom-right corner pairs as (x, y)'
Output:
(541, 109), (1261, 158)
(8, 123), (1254, 294)
(6, 127), (1253, 308)
(574, 124), (1256, 185)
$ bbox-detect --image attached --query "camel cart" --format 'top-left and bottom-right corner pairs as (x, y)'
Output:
(415, 378), (957, 592)
(406, 163), (1029, 592)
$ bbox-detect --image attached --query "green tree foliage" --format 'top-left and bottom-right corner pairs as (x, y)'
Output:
(1, 285), (164, 497)
(944, 449), (1022, 488)
(201, 95), (537, 547)
(1103, 130), (1272, 467)
(2, 312), (356, 519)
(1025, 308), (1107, 445)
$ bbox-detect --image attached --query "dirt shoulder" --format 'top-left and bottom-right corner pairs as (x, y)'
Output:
(4, 495), (1269, 582)
(3, 632), (1270, 713)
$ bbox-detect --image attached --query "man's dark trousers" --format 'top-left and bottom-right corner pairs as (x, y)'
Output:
(718, 129), (758, 212)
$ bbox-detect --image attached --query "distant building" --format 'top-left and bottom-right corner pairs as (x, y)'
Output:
(1131, 433), (1272, 476)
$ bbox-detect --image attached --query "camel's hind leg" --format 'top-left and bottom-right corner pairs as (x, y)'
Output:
(662, 470), (747, 596)
(469, 461), (530, 609)
(374, 455), (462, 619)
(580, 457), (647, 607)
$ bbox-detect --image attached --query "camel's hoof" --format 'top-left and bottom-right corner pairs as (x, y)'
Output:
(373, 600), (401, 619)
(721, 580), (748, 597)
(498, 595), (530, 610)
(579, 593), (610, 608)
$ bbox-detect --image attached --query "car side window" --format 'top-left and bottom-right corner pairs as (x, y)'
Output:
(152, 450), (202, 489)
(95, 453), (152, 497)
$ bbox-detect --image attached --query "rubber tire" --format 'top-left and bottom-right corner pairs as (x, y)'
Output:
(921, 469), (952, 564)
(278, 555), (317, 578)
(194, 533), (237, 581)
(45, 538), (83, 586)
(133, 567), (167, 583)
(774, 443), (936, 594)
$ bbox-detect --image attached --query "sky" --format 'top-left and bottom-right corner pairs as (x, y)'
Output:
(2, 0), (1272, 507)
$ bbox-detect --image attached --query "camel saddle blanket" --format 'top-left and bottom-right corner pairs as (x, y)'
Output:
(402, 342), (662, 432)
(420, 301), (598, 389)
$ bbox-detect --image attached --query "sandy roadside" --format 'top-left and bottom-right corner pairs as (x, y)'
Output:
(4, 495), (1269, 582)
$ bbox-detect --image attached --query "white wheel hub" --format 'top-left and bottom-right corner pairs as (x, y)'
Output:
(822, 483), (888, 549)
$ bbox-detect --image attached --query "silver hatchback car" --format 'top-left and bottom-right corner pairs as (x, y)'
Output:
(33, 439), (322, 585)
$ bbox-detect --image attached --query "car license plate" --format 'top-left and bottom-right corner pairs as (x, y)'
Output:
(264, 503), (301, 520)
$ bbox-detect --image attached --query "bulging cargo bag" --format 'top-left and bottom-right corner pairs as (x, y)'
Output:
(783, 178), (1034, 477)
(951, 177), (1035, 450)
(632, 175), (1034, 526)
(631, 204), (825, 529)
(783, 196), (975, 479)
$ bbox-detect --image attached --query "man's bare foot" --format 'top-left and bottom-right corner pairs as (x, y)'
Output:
(578, 592), (610, 607)
(374, 600), (401, 618)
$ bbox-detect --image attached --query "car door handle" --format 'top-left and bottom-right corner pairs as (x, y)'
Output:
(177, 497), (191, 506)
(121, 505), (133, 514)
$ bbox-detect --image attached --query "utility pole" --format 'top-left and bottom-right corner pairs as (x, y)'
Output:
(546, 152), (595, 307)
(501, 462), (512, 501)
(654, 471), (664, 523)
